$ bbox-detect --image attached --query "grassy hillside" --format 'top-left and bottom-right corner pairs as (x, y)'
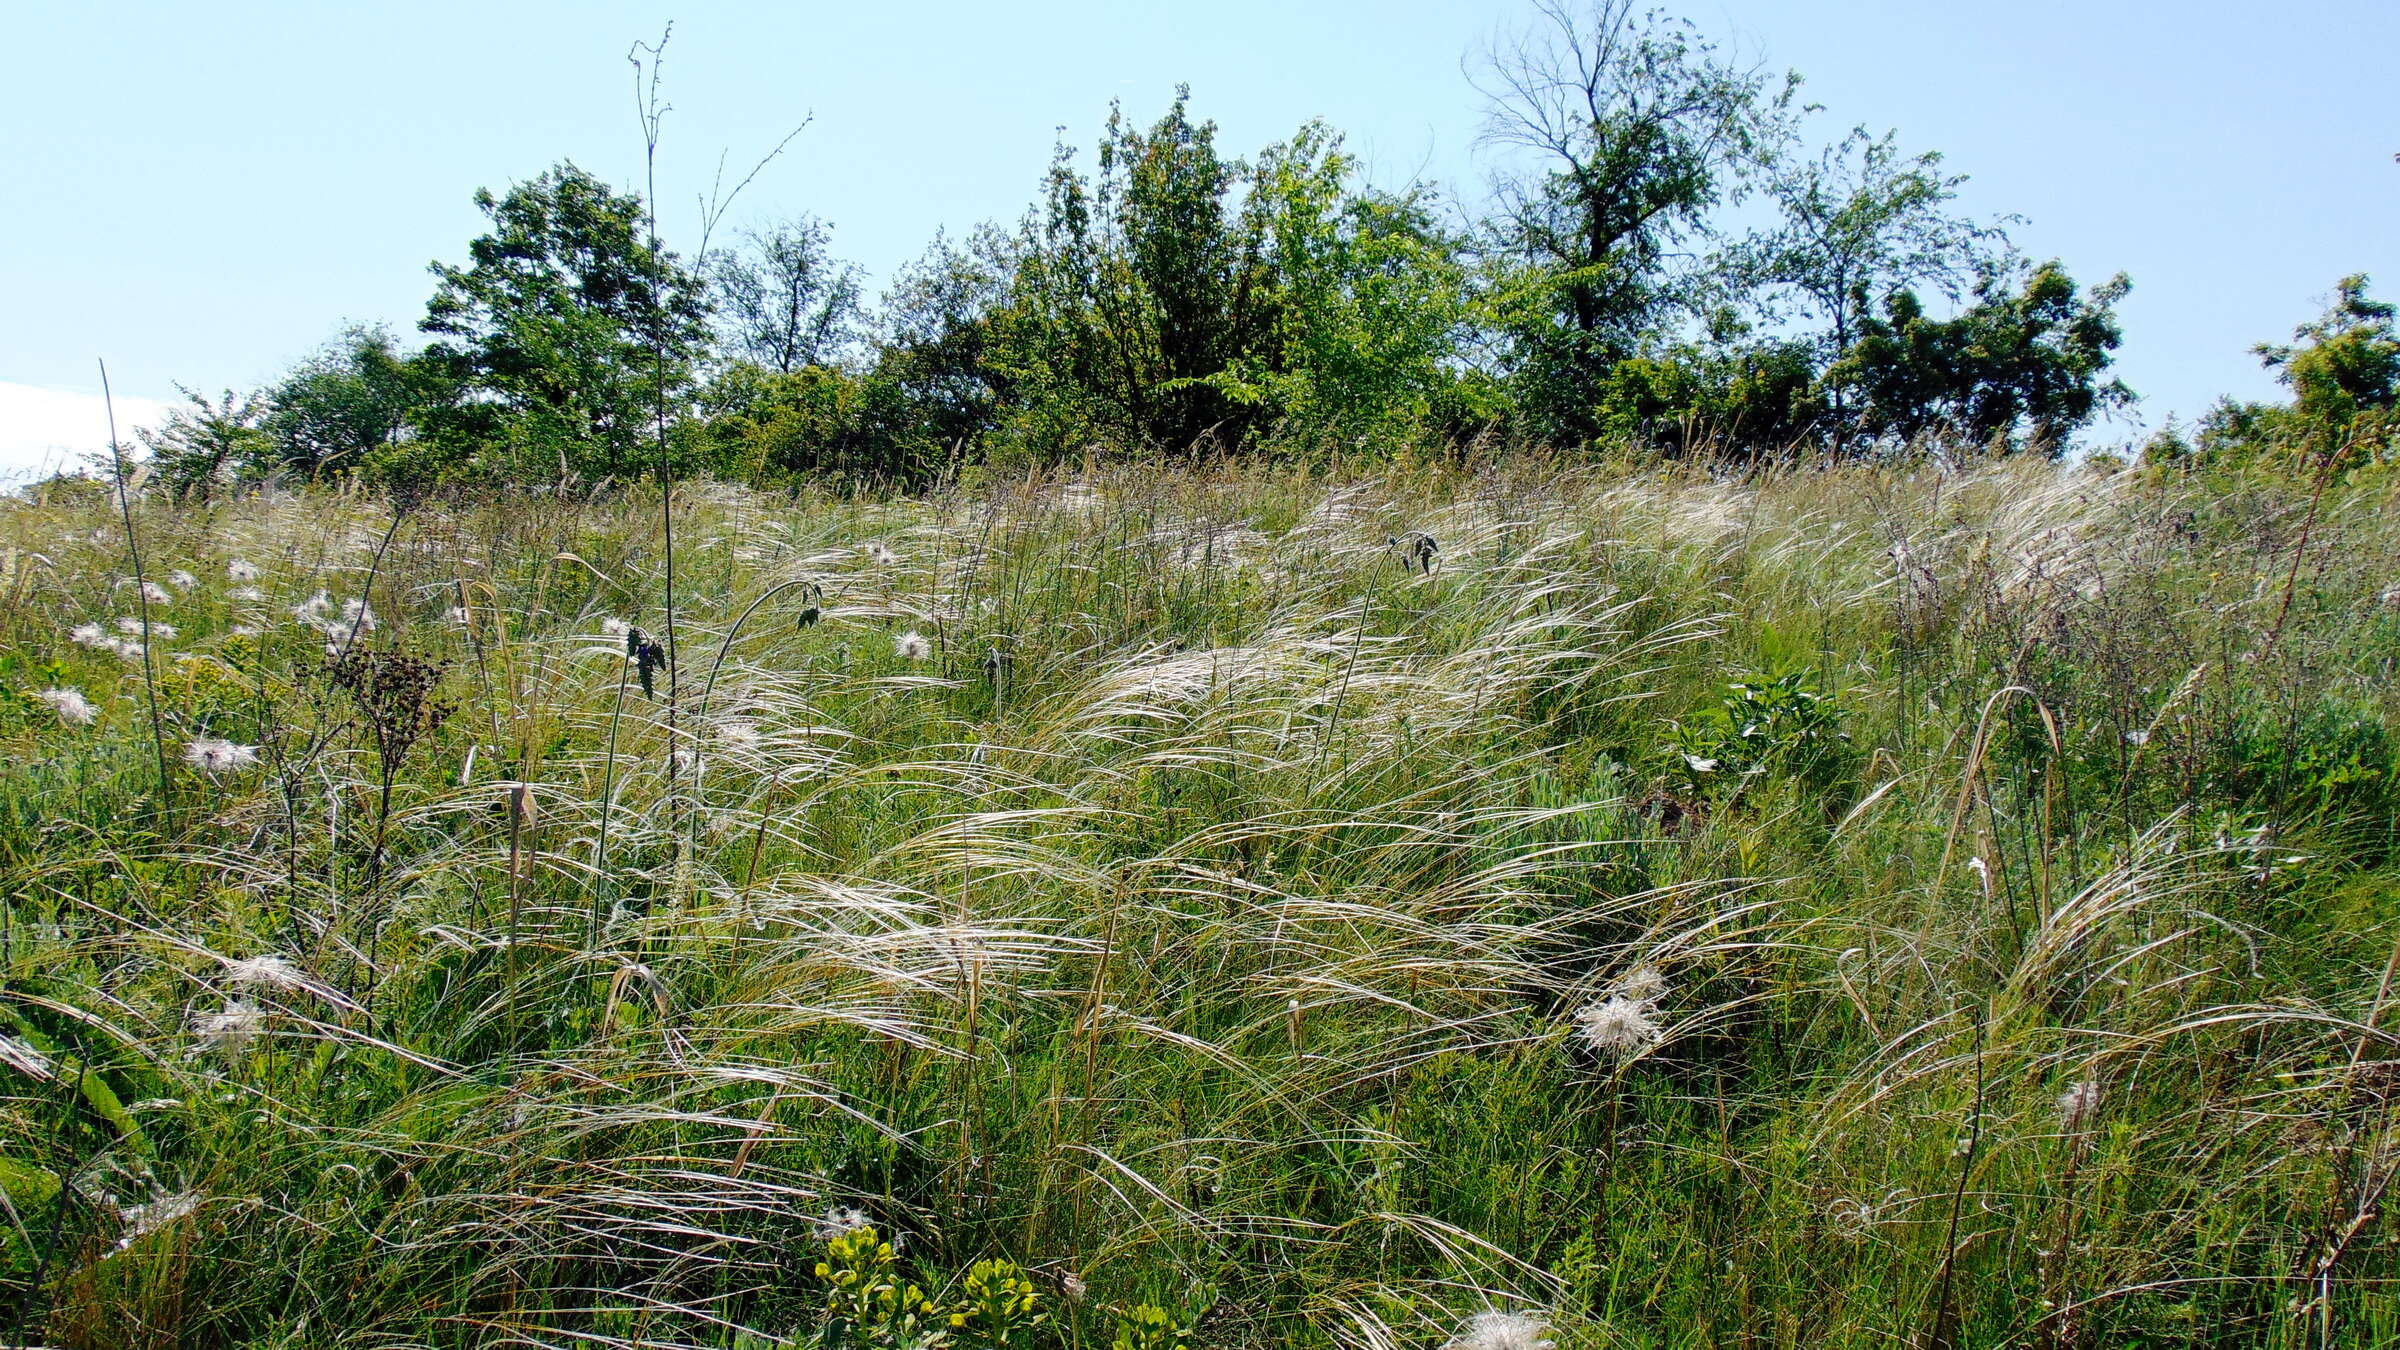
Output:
(0, 453), (2395, 1348)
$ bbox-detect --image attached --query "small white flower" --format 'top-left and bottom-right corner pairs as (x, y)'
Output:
(182, 739), (260, 776)
(192, 1001), (264, 1057)
(166, 569), (198, 590)
(1444, 1311), (1554, 1350)
(226, 559), (259, 582)
(38, 688), (96, 726)
(894, 630), (932, 662)
(1574, 996), (1660, 1060)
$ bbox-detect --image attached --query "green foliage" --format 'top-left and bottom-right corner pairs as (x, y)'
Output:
(137, 385), (273, 499)
(816, 1227), (945, 1348)
(710, 215), (865, 375)
(1591, 339), (1823, 456)
(1668, 667), (1851, 798)
(2256, 273), (2400, 456)
(989, 89), (1468, 458)
(412, 161), (710, 486)
(1474, 0), (1797, 443)
(1106, 1303), (1190, 1350)
(945, 1258), (1046, 1348)
(260, 324), (419, 479)
(1824, 259), (2132, 451)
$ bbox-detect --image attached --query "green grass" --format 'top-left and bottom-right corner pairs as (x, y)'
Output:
(0, 451), (2395, 1348)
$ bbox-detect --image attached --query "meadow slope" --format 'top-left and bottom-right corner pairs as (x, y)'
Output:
(0, 454), (2395, 1348)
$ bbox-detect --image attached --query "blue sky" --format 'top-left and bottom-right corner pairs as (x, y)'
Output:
(6, 0), (2394, 475)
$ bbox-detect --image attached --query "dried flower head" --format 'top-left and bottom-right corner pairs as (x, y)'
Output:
(895, 630), (932, 662)
(136, 580), (172, 605)
(192, 1001), (264, 1057)
(601, 617), (632, 637)
(1611, 963), (1668, 1005)
(863, 541), (897, 567)
(182, 739), (261, 776)
(222, 954), (309, 992)
(1574, 996), (1660, 1060)
(226, 559), (259, 582)
(1444, 1311), (1553, 1350)
(1060, 1271), (1089, 1303)
(70, 621), (108, 647)
(39, 688), (96, 726)
(118, 616), (176, 641)
(166, 569), (198, 590)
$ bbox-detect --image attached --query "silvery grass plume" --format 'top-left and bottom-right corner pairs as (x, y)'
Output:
(39, 687), (96, 726)
(115, 1191), (202, 1251)
(183, 739), (260, 776)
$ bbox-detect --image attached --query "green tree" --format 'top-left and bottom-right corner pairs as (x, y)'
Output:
(992, 91), (1468, 457)
(2256, 274), (2399, 454)
(1472, 0), (1796, 442)
(1825, 260), (2132, 452)
(260, 324), (419, 479)
(709, 216), (863, 375)
(415, 162), (710, 485)
(138, 386), (272, 500)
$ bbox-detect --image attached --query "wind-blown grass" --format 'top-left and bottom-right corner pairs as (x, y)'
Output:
(0, 451), (2394, 1348)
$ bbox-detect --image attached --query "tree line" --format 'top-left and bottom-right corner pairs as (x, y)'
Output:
(135, 1), (2394, 497)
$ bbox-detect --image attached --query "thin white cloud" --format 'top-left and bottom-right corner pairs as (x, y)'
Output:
(0, 382), (176, 484)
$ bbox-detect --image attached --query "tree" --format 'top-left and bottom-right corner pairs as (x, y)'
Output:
(416, 162), (710, 484)
(139, 386), (272, 499)
(2256, 274), (2398, 452)
(260, 324), (419, 479)
(710, 216), (864, 374)
(1825, 260), (2132, 452)
(1738, 127), (2009, 375)
(990, 90), (1468, 457)
(1472, 0), (1796, 441)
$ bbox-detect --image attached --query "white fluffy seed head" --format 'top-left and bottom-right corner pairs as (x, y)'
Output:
(38, 688), (96, 726)
(182, 739), (260, 776)
(895, 630), (932, 662)
(1444, 1311), (1554, 1350)
(226, 559), (258, 582)
(1575, 996), (1660, 1060)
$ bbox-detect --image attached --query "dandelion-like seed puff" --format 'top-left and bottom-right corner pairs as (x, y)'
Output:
(226, 559), (258, 582)
(1443, 1311), (1555, 1350)
(183, 739), (261, 777)
(895, 630), (932, 662)
(39, 688), (96, 727)
(1575, 995), (1660, 1060)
